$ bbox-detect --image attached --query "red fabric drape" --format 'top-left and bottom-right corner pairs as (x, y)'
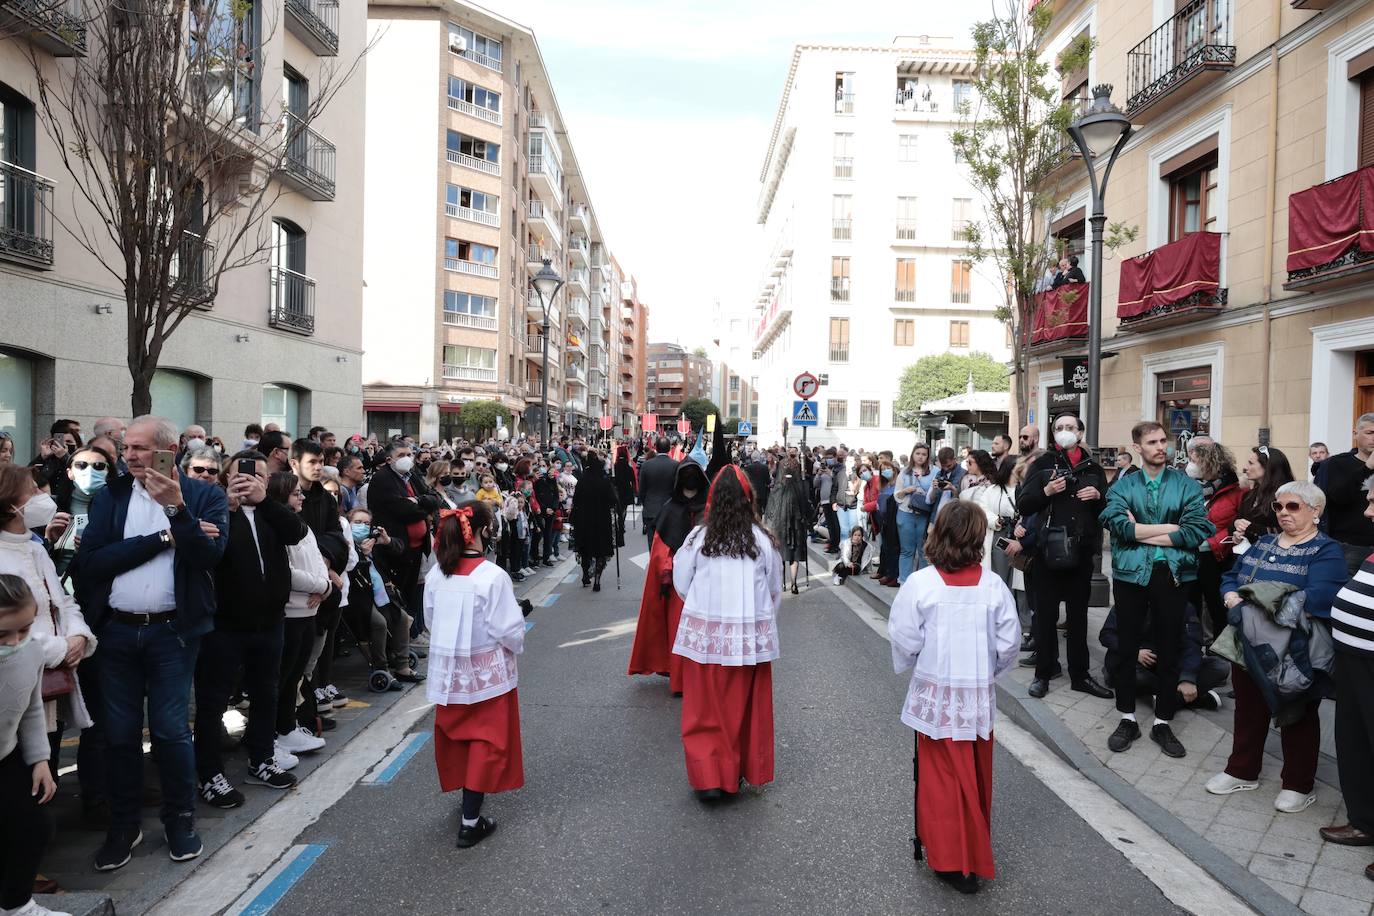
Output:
(1117, 231), (1221, 319)
(1285, 167), (1374, 272)
(1030, 285), (1089, 344)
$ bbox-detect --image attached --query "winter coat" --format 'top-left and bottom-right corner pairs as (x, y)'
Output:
(1230, 578), (1335, 716)
(1099, 466), (1213, 586)
(1203, 477), (1244, 561)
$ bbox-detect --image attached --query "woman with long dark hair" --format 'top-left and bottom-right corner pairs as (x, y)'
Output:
(672, 467), (783, 802)
(959, 450), (1015, 580)
(629, 461), (709, 692)
(763, 457), (810, 594)
(425, 500), (525, 849)
(895, 443), (935, 583)
(1233, 446), (1295, 547)
(570, 449), (617, 591)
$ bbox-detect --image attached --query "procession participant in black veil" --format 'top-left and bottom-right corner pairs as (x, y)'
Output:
(763, 457), (810, 595)
(570, 450), (617, 592)
(612, 444), (638, 548)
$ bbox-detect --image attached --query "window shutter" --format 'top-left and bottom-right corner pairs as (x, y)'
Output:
(1360, 73), (1374, 169)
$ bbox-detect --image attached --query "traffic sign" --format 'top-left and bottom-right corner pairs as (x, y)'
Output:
(792, 400), (818, 427)
(793, 371), (819, 400)
(737, 421), (754, 437)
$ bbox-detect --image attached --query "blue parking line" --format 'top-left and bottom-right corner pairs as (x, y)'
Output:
(541, 592), (561, 607)
(372, 732), (430, 785)
(239, 844), (328, 915)
(524, 620), (535, 632)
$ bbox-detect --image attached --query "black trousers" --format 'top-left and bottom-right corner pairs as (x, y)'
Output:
(195, 622), (283, 774)
(1111, 563), (1187, 719)
(1191, 551), (1232, 641)
(823, 505), (840, 549)
(1129, 656), (1230, 702)
(1031, 558), (1092, 679)
(1335, 652), (1374, 835)
(74, 651), (107, 804)
(0, 748), (52, 910)
(278, 616), (316, 736)
(311, 591), (345, 692)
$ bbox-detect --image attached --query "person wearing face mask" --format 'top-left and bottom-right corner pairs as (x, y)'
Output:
(344, 508), (419, 691)
(49, 446), (115, 578)
(532, 463), (561, 567)
(179, 425), (207, 462)
(1186, 442), (1243, 641)
(366, 441), (439, 632)
(1015, 414), (1113, 702)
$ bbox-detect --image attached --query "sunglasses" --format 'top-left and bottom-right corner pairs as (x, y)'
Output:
(1271, 500), (1305, 514)
(187, 465), (219, 476)
(72, 460), (108, 471)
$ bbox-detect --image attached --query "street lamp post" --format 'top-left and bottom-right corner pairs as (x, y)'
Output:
(1066, 84), (1133, 451)
(531, 258), (565, 448)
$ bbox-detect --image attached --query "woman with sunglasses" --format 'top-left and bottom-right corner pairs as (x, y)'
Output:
(1207, 481), (1348, 813)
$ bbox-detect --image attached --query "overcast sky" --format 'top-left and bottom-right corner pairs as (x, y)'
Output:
(476, 0), (983, 349)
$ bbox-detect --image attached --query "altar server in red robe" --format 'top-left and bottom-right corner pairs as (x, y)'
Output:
(425, 501), (525, 848)
(628, 461), (709, 691)
(888, 500), (1020, 893)
(671, 466), (783, 801)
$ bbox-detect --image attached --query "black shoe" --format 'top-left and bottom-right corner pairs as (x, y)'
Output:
(581, 576), (591, 587)
(246, 760), (297, 790)
(457, 815), (497, 848)
(1020, 634), (1036, 652)
(1107, 719), (1142, 752)
(393, 670), (426, 684)
(790, 583), (799, 595)
(165, 814), (203, 862)
(1192, 689), (1222, 711)
(1071, 676), (1113, 699)
(1019, 653), (1038, 667)
(94, 828), (143, 872)
(198, 773), (244, 809)
(694, 788), (725, 803)
(1028, 678), (1049, 698)
(543, 560), (555, 567)
(1151, 723), (1186, 758)
(936, 870), (981, 894)
(593, 578), (601, 592)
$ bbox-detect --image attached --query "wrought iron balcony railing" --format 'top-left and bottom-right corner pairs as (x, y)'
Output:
(0, 160), (55, 267)
(285, 0), (339, 57)
(269, 266), (316, 334)
(169, 231), (215, 307)
(279, 111), (336, 200)
(1125, 0), (1235, 117)
(0, 0), (87, 56)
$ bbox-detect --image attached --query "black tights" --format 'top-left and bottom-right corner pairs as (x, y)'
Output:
(0, 749), (53, 910)
(462, 789), (484, 820)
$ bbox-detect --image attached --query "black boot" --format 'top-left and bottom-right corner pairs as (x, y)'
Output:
(593, 572), (601, 592)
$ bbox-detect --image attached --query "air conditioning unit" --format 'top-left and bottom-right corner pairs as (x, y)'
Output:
(449, 33), (467, 53)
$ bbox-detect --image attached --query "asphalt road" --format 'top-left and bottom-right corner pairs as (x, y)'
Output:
(275, 547), (1189, 916)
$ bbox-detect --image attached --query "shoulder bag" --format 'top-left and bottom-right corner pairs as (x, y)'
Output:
(38, 577), (75, 701)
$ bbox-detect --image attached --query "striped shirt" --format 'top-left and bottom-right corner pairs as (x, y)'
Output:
(1332, 553), (1374, 657)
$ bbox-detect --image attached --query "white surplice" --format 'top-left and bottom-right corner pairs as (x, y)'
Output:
(672, 524), (783, 666)
(424, 560), (525, 705)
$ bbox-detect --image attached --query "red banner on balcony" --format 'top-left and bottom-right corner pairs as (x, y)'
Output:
(1285, 167), (1374, 272)
(1030, 285), (1089, 345)
(1118, 231), (1221, 319)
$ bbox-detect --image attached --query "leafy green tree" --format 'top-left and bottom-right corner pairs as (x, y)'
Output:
(680, 398), (721, 434)
(722, 416), (742, 436)
(691, 346), (708, 358)
(458, 400), (510, 436)
(894, 353), (1008, 430)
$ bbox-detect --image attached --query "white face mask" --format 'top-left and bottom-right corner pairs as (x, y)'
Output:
(0, 632), (30, 660)
(244, 438), (260, 448)
(23, 492), (58, 530)
(1053, 429), (1079, 450)
(1184, 461), (1202, 479)
(186, 437), (206, 451)
(392, 456), (415, 475)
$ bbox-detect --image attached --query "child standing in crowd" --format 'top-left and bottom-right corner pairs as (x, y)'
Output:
(425, 502), (525, 849)
(888, 500), (1020, 895)
(0, 574), (66, 916)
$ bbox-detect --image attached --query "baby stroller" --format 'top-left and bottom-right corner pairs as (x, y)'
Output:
(340, 578), (424, 693)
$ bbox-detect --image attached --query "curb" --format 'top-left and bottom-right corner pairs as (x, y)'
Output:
(35, 893), (114, 916)
(807, 541), (1305, 916)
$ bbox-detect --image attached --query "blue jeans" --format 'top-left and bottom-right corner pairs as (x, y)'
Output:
(897, 510), (930, 584)
(97, 619), (200, 831)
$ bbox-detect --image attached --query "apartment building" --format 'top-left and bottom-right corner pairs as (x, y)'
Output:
(646, 342), (712, 425)
(1028, 0), (1374, 458)
(617, 270), (649, 432)
(709, 302), (760, 430)
(362, 0), (638, 442)
(749, 40), (1013, 452)
(0, 0), (365, 454)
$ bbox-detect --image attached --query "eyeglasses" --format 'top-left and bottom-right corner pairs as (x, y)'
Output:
(1271, 500), (1305, 514)
(187, 465), (219, 476)
(72, 460), (108, 471)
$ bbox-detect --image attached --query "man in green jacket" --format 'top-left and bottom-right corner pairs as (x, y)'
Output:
(1099, 420), (1213, 760)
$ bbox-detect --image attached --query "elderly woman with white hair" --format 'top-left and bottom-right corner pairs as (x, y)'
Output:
(1206, 480), (1348, 813)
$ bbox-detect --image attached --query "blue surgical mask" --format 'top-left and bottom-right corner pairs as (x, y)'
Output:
(350, 523), (371, 542)
(860, 471), (872, 481)
(74, 466), (107, 494)
(0, 633), (30, 659)
(881, 468), (894, 480)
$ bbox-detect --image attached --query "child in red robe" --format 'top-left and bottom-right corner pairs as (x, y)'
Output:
(425, 501), (525, 848)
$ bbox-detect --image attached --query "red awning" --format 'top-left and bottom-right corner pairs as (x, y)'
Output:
(363, 401), (420, 413)
(1031, 284), (1089, 345)
(1286, 166), (1374, 272)
(1118, 231), (1221, 319)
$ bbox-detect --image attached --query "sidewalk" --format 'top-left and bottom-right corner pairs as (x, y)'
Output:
(33, 555), (575, 916)
(815, 542), (1373, 916)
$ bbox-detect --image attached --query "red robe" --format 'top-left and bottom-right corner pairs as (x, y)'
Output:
(680, 659), (774, 791)
(627, 534), (685, 693)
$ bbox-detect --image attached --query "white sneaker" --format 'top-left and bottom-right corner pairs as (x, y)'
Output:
(277, 726), (325, 754)
(1274, 789), (1316, 813)
(831, 574), (843, 586)
(7, 900), (73, 916)
(1206, 772), (1259, 795)
(274, 743), (300, 771)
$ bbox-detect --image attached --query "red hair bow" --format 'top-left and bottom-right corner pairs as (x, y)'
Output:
(440, 506), (474, 545)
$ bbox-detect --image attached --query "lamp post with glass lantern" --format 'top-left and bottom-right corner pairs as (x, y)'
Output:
(1066, 84), (1133, 451)
(531, 258), (564, 447)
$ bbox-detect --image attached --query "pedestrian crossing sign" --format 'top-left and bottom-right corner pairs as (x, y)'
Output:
(792, 400), (818, 427)
(736, 421), (753, 437)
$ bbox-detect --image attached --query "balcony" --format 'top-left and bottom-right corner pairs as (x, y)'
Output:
(895, 288), (916, 303)
(568, 234), (589, 265)
(566, 332), (586, 356)
(1039, 135), (1087, 185)
(447, 148), (499, 176)
(527, 199), (560, 248)
(524, 293), (558, 324)
(528, 152), (562, 206)
(1285, 165), (1374, 292)
(278, 112), (336, 201)
(834, 92), (854, 114)
(1029, 285), (1089, 354)
(566, 363), (587, 388)
(828, 343), (850, 362)
(169, 232), (216, 307)
(444, 255), (498, 279)
(1117, 231), (1226, 332)
(569, 204), (589, 233)
(833, 157), (853, 179)
(442, 364), (497, 382)
(833, 218), (852, 240)
(0, 160), (55, 268)
(524, 335), (548, 359)
(567, 267), (589, 293)
(447, 94), (501, 127)
(0, 0), (86, 56)
(526, 244), (559, 275)
(895, 219), (917, 242)
(268, 266), (316, 335)
(445, 201), (499, 228)
(443, 308), (497, 331)
(1125, 0), (1235, 120)
(952, 220), (973, 242)
(566, 296), (589, 326)
(285, 0), (339, 57)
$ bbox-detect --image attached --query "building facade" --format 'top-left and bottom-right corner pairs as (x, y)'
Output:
(0, 0), (366, 455)
(749, 40), (1013, 451)
(362, 0), (641, 442)
(709, 301), (760, 432)
(646, 342), (713, 426)
(1027, 0), (1374, 459)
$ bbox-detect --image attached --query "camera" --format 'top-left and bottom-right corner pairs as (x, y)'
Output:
(369, 527), (384, 539)
(1052, 467), (1079, 489)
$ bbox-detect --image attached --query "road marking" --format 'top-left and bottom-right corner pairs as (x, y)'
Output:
(224, 843), (329, 915)
(558, 617), (639, 648)
(541, 592), (561, 607)
(361, 732), (431, 785)
(828, 579), (1252, 916)
(524, 620), (535, 632)
(629, 551), (650, 569)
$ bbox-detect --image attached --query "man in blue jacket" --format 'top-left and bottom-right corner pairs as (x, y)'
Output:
(74, 416), (228, 872)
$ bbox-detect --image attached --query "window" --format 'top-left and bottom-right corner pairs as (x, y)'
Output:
(151, 370), (200, 431)
(952, 198), (972, 240)
(729, 375), (740, 392)
(949, 320), (970, 348)
(832, 195), (852, 240)
(446, 129), (500, 163)
(447, 76), (501, 117)
(1168, 154), (1219, 242)
(952, 80), (973, 110)
(272, 218), (306, 273)
(898, 133), (918, 162)
(950, 259), (971, 303)
(859, 400), (880, 428)
(448, 23), (502, 69)
(444, 291), (497, 329)
(1361, 71), (1374, 169)
(446, 184), (499, 221)
(833, 132), (854, 178)
(896, 196), (917, 239)
(261, 384), (300, 437)
(894, 319), (915, 346)
(0, 349), (35, 459)
(1357, 350), (1374, 421)
(445, 238), (497, 265)
(826, 399), (848, 427)
(0, 83), (36, 171)
(191, 1), (258, 129)
(834, 71), (854, 113)
(828, 317), (849, 362)
(0, 82), (50, 264)
(1156, 367), (1213, 437)
(895, 258), (916, 302)
(830, 256), (850, 301)
(443, 344), (498, 381)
